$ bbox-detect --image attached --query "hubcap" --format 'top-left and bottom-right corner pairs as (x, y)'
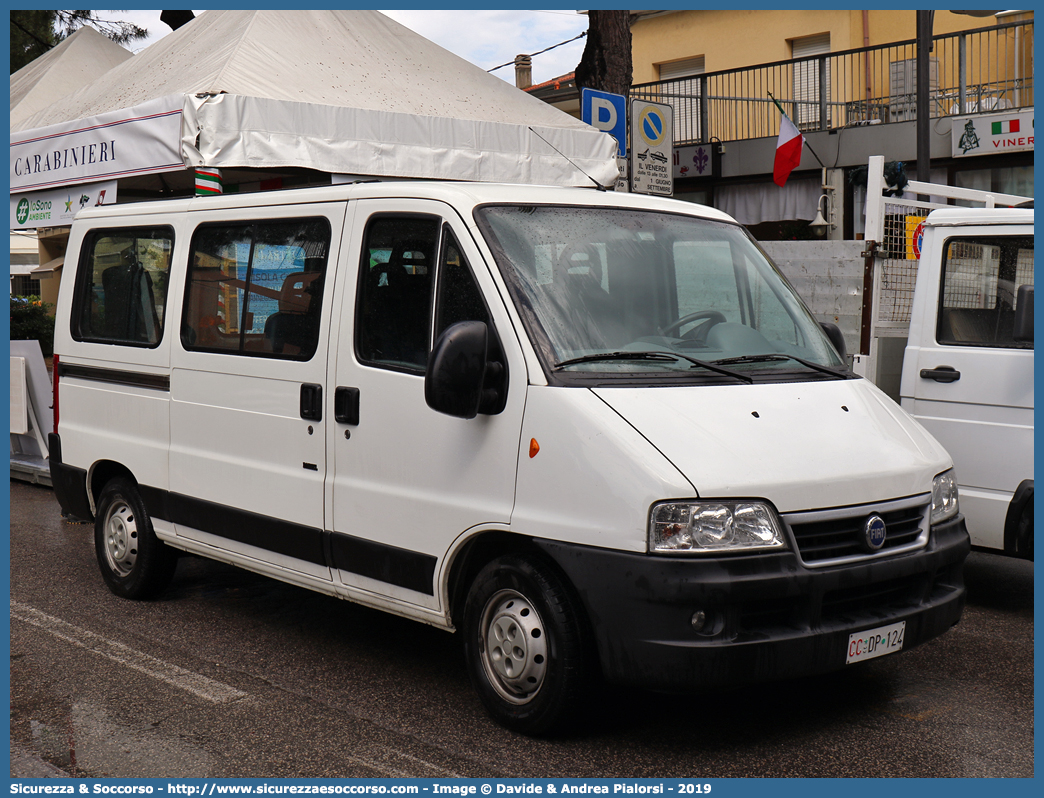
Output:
(479, 589), (548, 704)
(103, 501), (138, 577)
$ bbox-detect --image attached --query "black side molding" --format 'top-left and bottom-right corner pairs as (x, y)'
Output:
(56, 363), (170, 391)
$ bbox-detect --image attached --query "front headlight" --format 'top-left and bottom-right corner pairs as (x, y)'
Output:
(931, 469), (960, 524)
(649, 500), (787, 554)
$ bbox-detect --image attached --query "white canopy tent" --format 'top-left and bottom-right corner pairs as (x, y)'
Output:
(10, 25), (133, 131)
(11, 10), (618, 193)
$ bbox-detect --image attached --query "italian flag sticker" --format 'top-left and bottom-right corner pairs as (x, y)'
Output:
(992, 119), (1021, 134)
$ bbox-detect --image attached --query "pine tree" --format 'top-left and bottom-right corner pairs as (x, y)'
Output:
(574, 10), (633, 96)
(10, 10), (149, 73)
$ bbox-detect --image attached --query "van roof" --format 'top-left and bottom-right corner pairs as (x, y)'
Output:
(925, 206), (1034, 227)
(71, 181), (737, 226)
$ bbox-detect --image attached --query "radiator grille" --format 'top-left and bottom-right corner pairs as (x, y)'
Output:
(783, 495), (930, 567)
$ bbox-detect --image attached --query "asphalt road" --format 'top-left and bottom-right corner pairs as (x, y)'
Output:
(9, 480), (1035, 779)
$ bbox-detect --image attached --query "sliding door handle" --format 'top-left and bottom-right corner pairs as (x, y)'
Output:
(300, 383), (323, 420)
(335, 386), (360, 425)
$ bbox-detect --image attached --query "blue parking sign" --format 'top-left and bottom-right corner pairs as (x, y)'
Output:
(582, 88), (627, 157)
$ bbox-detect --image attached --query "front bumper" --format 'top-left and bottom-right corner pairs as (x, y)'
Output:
(535, 515), (969, 690)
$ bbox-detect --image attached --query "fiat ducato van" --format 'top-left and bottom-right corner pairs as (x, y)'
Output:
(49, 182), (969, 734)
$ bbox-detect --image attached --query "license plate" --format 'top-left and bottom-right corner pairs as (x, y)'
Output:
(846, 621), (906, 664)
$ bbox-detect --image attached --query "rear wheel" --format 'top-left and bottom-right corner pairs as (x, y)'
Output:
(95, 477), (177, 599)
(462, 553), (589, 735)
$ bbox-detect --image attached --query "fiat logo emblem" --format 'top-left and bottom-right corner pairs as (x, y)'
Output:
(863, 514), (887, 552)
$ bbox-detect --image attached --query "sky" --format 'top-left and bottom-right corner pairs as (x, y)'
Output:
(106, 9), (591, 87)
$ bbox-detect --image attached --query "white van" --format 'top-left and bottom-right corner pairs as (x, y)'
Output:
(50, 182), (969, 734)
(900, 207), (1033, 558)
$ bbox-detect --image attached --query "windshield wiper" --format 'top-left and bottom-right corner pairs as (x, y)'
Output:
(554, 351), (754, 383)
(712, 353), (851, 379)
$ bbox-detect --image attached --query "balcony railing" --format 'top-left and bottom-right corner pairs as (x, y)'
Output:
(630, 19), (1033, 146)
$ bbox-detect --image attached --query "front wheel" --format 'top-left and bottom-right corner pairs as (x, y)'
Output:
(1016, 505), (1033, 560)
(462, 554), (589, 735)
(95, 477), (177, 599)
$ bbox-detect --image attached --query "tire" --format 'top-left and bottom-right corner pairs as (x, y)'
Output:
(1016, 506), (1033, 561)
(95, 477), (177, 599)
(462, 553), (589, 735)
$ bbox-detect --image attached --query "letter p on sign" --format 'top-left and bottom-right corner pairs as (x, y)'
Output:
(582, 88), (627, 157)
(592, 97), (617, 129)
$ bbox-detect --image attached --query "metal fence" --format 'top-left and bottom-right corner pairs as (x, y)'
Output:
(630, 20), (1033, 145)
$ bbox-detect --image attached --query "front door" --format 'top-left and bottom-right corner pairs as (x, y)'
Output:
(327, 199), (526, 615)
(901, 228), (1034, 549)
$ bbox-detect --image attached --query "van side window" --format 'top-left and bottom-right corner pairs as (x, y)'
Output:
(433, 225), (508, 415)
(356, 215), (439, 372)
(937, 236), (1034, 348)
(182, 218), (330, 359)
(434, 226), (491, 337)
(73, 227), (174, 347)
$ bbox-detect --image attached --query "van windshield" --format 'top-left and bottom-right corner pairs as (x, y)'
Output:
(475, 205), (845, 380)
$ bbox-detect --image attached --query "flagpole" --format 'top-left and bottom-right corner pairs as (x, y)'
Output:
(767, 91), (825, 168)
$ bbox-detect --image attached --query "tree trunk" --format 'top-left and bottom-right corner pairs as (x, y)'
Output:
(575, 10), (633, 96)
(161, 11), (196, 32)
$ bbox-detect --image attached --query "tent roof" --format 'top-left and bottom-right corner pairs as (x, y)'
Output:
(15, 10), (591, 134)
(12, 10), (617, 188)
(10, 26), (133, 131)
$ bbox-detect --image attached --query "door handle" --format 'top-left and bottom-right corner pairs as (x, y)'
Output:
(335, 386), (360, 425)
(300, 383), (323, 420)
(920, 366), (961, 383)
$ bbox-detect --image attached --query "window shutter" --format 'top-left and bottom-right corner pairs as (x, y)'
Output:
(656, 57), (705, 144)
(792, 33), (830, 128)
(658, 56), (705, 81)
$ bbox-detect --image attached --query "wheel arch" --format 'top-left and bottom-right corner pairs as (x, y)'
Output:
(444, 529), (603, 679)
(87, 460), (138, 517)
(445, 530), (542, 629)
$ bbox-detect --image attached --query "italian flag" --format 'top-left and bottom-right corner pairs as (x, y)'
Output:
(992, 119), (1020, 134)
(773, 109), (805, 187)
(194, 168), (223, 195)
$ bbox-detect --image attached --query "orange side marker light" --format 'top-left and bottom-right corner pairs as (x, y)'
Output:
(529, 438), (540, 458)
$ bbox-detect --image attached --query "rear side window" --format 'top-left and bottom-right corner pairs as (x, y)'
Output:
(937, 235), (1034, 348)
(181, 218), (330, 360)
(73, 227), (174, 346)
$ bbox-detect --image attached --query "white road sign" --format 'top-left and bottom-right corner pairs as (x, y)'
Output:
(630, 100), (673, 196)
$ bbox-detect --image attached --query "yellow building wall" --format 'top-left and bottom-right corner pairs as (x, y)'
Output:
(631, 10), (1023, 83)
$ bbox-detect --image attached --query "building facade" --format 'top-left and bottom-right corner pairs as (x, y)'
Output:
(528, 10), (1034, 240)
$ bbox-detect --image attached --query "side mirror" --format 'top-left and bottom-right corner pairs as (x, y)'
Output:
(820, 321), (848, 362)
(425, 321), (490, 419)
(1014, 284), (1033, 343)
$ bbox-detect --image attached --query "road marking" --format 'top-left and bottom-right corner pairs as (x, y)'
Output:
(10, 601), (248, 705)
(343, 752), (465, 779)
(393, 750), (465, 778)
